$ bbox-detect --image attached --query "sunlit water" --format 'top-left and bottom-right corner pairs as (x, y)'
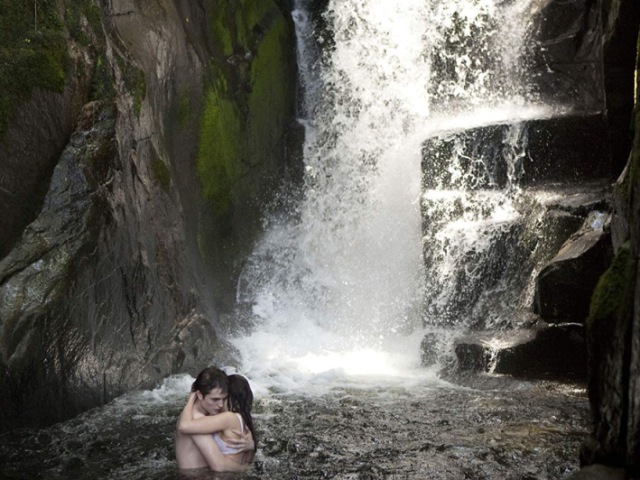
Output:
(232, 0), (562, 389)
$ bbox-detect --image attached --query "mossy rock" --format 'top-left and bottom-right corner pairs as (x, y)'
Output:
(0, 0), (68, 139)
(151, 158), (171, 193)
(587, 242), (633, 331)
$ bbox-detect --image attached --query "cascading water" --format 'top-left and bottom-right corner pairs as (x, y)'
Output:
(0, 2), (597, 478)
(232, 0), (559, 390)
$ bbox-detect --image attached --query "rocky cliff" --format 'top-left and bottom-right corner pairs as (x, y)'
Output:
(0, 0), (297, 431)
(575, 0), (640, 476)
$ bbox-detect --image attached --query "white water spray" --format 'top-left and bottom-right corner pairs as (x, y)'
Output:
(231, 0), (554, 393)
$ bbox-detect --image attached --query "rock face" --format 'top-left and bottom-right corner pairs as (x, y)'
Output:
(451, 323), (587, 378)
(422, 116), (611, 190)
(600, 0), (640, 173)
(534, 211), (613, 323)
(579, 9), (640, 474)
(0, 0), (297, 431)
(529, 0), (605, 114)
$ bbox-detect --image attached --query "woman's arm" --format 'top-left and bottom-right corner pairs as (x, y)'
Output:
(191, 434), (248, 472)
(177, 392), (236, 435)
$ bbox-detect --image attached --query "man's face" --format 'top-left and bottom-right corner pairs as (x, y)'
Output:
(198, 387), (228, 415)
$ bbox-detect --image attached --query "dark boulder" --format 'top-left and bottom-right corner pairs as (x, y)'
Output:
(453, 323), (586, 378)
(528, 0), (605, 114)
(422, 115), (611, 192)
(584, 242), (637, 472)
(454, 338), (493, 372)
(534, 211), (613, 323)
(494, 323), (587, 378)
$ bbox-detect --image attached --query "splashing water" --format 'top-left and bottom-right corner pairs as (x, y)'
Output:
(231, 0), (555, 393)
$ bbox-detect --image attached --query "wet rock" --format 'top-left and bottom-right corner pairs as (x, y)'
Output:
(494, 323), (587, 378)
(534, 211), (613, 323)
(584, 242), (638, 472)
(599, 0), (640, 172)
(454, 336), (494, 372)
(420, 333), (439, 366)
(611, 159), (631, 252)
(0, 0), (299, 433)
(422, 115), (610, 190)
(565, 464), (625, 480)
(528, 0), (605, 115)
(149, 312), (236, 377)
(453, 323), (587, 378)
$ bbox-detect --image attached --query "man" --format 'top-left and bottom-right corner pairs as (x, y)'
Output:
(175, 366), (254, 472)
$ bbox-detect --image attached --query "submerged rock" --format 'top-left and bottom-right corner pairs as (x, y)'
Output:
(534, 211), (613, 323)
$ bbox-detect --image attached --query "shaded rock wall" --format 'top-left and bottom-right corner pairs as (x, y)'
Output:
(580, 4), (640, 474)
(0, 0), (297, 431)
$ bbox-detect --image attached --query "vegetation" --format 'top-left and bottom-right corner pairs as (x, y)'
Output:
(197, 67), (243, 215)
(587, 243), (633, 330)
(196, 0), (293, 217)
(151, 158), (171, 193)
(0, 0), (67, 139)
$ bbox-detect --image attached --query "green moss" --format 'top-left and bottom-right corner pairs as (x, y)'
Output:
(116, 53), (147, 118)
(208, 0), (235, 56)
(0, 0), (68, 139)
(151, 158), (171, 193)
(131, 70), (147, 118)
(197, 67), (244, 215)
(198, 66), (243, 215)
(90, 55), (115, 102)
(178, 89), (191, 130)
(236, 0), (274, 48)
(587, 243), (633, 330)
(246, 13), (291, 163)
(65, 0), (103, 43)
(76, 59), (86, 79)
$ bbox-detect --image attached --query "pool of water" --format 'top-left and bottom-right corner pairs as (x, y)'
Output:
(0, 373), (588, 479)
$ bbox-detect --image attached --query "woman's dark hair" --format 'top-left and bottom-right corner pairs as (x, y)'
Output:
(192, 366), (229, 396)
(227, 374), (257, 452)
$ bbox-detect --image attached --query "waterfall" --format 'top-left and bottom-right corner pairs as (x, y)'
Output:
(231, 0), (558, 393)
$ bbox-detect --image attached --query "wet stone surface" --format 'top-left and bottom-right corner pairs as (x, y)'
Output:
(0, 375), (588, 479)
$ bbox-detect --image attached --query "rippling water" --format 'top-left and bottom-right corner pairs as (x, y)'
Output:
(0, 373), (588, 479)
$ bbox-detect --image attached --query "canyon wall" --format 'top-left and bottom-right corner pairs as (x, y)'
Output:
(577, 0), (640, 475)
(0, 0), (297, 431)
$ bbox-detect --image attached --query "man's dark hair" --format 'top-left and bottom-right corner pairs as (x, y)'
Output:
(191, 366), (228, 396)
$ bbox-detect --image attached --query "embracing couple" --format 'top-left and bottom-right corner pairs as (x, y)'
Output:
(175, 366), (256, 473)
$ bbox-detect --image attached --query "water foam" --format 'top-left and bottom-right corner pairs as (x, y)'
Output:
(229, 0), (554, 394)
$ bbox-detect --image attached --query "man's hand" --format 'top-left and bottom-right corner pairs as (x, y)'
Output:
(226, 429), (255, 453)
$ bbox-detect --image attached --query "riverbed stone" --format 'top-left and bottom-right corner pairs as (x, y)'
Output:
(534, 211), (613, 324)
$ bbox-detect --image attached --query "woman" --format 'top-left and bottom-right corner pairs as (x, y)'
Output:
(175, 368), (255, 472)
(177, 371), (257, 471)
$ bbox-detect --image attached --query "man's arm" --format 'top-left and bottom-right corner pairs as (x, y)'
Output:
(190, 434), (248, 472)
